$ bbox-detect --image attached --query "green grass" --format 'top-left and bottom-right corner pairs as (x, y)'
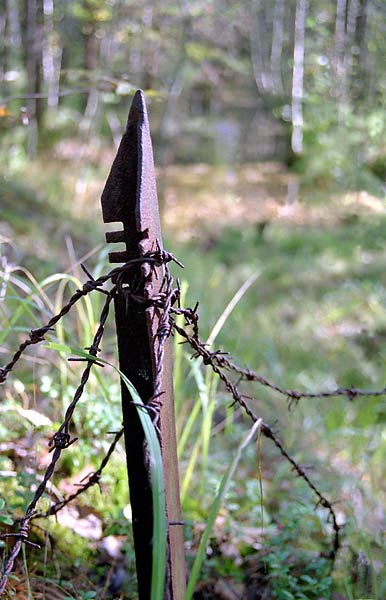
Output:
(1, 164), (385, 597)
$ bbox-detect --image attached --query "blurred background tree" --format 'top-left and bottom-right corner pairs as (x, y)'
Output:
(0, 0), (385, 188)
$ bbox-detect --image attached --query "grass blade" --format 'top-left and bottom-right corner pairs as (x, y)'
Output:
(206, 270), (261, 347)
(184, 417), (263, 600)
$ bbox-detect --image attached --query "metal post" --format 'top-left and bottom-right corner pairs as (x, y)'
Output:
(100, 90), (185, 599)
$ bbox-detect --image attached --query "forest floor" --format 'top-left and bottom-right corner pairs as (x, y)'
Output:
(1, 157), (385, 599)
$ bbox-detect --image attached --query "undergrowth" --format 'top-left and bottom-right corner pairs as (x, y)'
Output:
(1, 169), (385, 598)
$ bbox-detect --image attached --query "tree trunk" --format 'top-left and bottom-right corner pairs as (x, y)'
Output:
(141, 3), (155, 91)
(42, 0), (62, 108)
(7, 0), (22, 50)
(81, 8), (100, 135)
(355, 0), (368, 59)
(270, 0), (285, 94)
(249, 0), (273, 94)
(0, 3), (7, 88)
(291, 0), (307, 155)
(353, 0), (368, 97)
(156, 0), (191, 176)
(344, 0), (360, 99)
(25, 0), (43, 159)
(2, 0), (22, 93)
(334, 0), (347, 109)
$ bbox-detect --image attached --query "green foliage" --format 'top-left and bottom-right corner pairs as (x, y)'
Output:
(2, 0), (386, 193)
(1, 176), (386, 595)
(2, 77), (386, 595)
(170, 180), (385, 594)
(263, 506), (332, 600)
(297, 103), (386, 193)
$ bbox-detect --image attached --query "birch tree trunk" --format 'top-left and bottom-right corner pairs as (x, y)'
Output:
(0, 0), (22, 94)
(42, 0), (62, 108)
(156, 0), (191, 169)
(0, 7), (7, 87)
(291, 0), (307, 155)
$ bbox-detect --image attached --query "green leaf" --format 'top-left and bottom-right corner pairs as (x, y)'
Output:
(82, 592), (97, 599)
(300, 574), (317, 584)
(278, 591), (295, 600)
(0, 514), (13, 525)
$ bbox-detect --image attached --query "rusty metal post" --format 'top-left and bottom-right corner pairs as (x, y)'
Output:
(101, 91), (185, 599)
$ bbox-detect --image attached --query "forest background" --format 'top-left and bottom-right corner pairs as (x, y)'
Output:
(0, 1), (385, 599)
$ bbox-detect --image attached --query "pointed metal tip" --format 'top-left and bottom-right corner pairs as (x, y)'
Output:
(101, 87), (161, 251)
(128, 90), (147, 125)
(132, 89), (145, 106)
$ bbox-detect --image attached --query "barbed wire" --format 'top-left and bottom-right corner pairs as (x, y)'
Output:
(171, 310), (341, 559)
(219, 356), (386, 406)
(0, 286), (115, 595)
(1, 247), (380, 592)
(32, 428), (124, 520)
(170, 306), (386, 406)
(0, 251), (177, 385)
(0, 249), (178, 594)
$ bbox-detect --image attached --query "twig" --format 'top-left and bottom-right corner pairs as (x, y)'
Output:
(0, 88), (93, 105)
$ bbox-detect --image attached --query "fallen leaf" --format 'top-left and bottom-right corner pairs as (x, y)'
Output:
(17, 407), (52, 427)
